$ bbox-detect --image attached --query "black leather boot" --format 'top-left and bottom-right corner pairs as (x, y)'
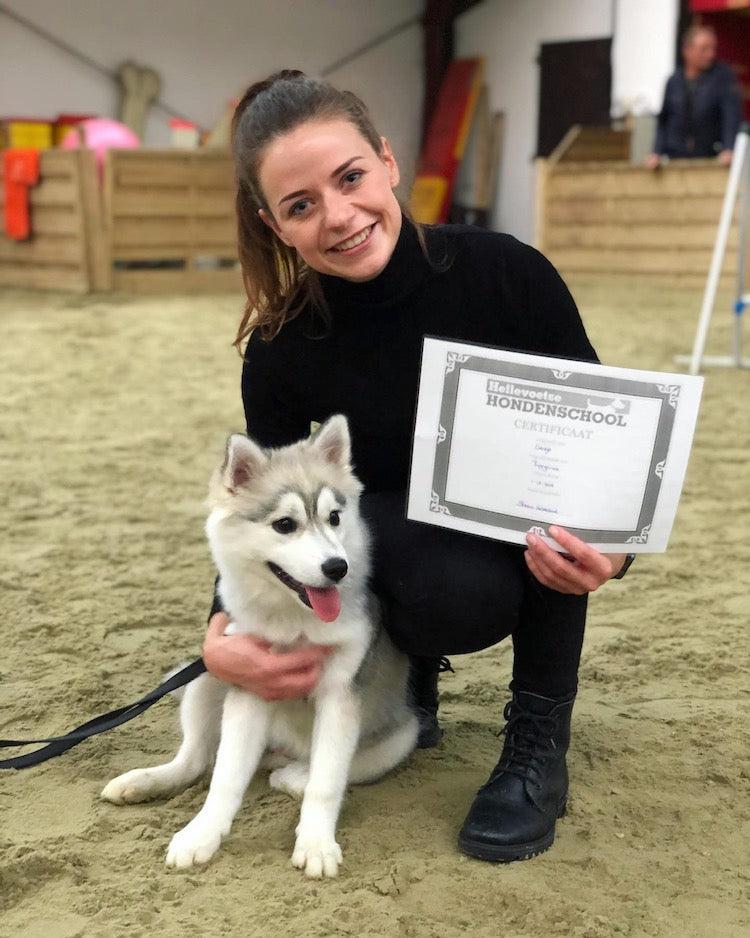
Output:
(408, 655), (453, 748)
(457, 686), (575, 862)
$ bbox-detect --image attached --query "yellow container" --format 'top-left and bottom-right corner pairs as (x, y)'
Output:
(0, 118), (54, 149)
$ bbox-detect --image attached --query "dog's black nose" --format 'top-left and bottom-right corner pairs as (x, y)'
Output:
(321, 557), (348, 582)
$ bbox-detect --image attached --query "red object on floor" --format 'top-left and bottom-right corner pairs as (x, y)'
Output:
(3, 148), (40, 240)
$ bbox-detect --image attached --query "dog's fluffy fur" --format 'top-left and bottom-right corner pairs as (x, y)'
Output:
(101, 415), (418, 877)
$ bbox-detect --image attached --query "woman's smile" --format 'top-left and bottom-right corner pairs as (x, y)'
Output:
(330, 224), (375, 253)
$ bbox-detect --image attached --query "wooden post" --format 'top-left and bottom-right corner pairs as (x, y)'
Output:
(76, 147), (111, 291)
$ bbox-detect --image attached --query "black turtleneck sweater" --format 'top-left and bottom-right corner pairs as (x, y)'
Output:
(241, 221), (597, 494)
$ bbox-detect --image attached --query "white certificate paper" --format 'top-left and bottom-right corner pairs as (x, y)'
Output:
(407, 338), (704, 552)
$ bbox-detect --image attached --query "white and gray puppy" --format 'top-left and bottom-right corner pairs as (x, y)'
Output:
(101, 415), (418, 878)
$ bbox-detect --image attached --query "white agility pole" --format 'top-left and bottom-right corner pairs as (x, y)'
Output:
(684, 124), (750, 375)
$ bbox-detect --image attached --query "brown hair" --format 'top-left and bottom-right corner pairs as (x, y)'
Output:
(231, 69), (402, 350)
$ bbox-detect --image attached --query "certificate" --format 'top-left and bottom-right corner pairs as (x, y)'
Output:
(407, 338), (704, 552)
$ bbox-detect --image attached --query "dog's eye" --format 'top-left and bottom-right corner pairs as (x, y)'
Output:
(328, 510), (340, 527)
(272, 517), (297, 535)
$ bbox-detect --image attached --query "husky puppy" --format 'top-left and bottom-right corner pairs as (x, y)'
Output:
(101, 415), (418, 878)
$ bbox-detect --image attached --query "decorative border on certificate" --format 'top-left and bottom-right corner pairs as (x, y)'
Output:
(408, 339), (704, 553)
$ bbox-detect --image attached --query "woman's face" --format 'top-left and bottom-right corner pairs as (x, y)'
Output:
(257, 118), (402, 282)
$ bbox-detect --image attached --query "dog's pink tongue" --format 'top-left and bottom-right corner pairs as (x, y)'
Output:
(305, 586), (341, 622)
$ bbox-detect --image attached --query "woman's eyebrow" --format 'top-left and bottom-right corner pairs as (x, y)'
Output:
(278, 157), (364, 207)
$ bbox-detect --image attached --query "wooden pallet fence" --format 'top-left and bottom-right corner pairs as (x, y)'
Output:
(549, 124), (632, 164)
(0, 148), (107, 292)
(104, 149), (241, 293)
(536, 136), (743, 284)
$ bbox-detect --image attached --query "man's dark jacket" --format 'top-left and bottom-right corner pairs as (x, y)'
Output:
(653, 61), (742, 158)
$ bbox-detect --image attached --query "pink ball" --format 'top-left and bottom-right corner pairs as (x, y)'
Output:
(61, 118), (140, 172)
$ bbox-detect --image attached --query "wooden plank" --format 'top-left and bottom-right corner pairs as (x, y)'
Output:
(546, 196), (732, 224)
(547, 246), (736, 275)
(0, 151), (80, 187)
(547, 166), (730, 198)
(0, 263), (89, 291)
(478, 110), (504, 211)
(110, 216), (236, 248)
(548, 127), (631, 164)
(108, 149), (233, 183)
(110, 189), (235, 218)
(111, 243), (237, 261)
(109, 192), (196, 216)
(0, 204), (79, 235)
(111, 266), (243, 293)
(38, 149), (89, 176)
(0, 150), (79, 185)
(113, 166), (233, 188)
(0, 236), (86, 263)
(108, 148), (231, 164)
(566, 270), (731, 288)
(452, 83), (490, 210)
(27, 177), (82, 207)
(548, 125), (581, 166)
(76, 147), (110, 291)
(560, 133), (631, 163)
(544, 223), (737, 250)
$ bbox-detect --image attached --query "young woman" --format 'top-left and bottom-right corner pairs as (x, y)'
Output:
(203, 70), (632, 864)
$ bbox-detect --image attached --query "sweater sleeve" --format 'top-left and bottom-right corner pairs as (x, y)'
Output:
(241, 328), (311, 447)
(506, 238), (598, 364)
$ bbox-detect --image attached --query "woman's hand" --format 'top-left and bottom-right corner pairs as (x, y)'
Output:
(203, 612), (332, 701)
(524, 525), (627, 595)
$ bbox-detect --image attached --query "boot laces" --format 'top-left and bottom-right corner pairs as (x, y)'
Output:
(486, 700), (558, 791)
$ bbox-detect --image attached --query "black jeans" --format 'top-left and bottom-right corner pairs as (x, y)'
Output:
(360, 492), (588, 698)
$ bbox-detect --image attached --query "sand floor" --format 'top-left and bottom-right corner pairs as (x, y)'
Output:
(0, 279), (748, 938)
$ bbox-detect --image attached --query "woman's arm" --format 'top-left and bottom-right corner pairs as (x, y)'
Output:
(241, 330), (310, 446)
(203, 612), (332, 700)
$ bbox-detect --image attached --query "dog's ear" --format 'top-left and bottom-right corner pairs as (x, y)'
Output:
(221, 434), (267, 492)
(310, 415), (351, 469)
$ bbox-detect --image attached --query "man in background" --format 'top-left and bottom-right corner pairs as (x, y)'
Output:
(645, 24), (741, 169)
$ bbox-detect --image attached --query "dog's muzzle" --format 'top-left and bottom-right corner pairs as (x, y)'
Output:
(267, 561), (343, 622)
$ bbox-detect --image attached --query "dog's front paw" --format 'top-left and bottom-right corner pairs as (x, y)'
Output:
(101, 769), (162, 804)
(166, 820), (223, 869)
(291, 834), (343, 878)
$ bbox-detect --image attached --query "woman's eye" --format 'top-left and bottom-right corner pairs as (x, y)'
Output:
(343, 170), (363, 185)
(272, 517), (297, 534)
(289, 199), (309, 217)
(329, 510), (340, 527)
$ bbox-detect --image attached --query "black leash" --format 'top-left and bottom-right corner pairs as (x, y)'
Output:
(0, 657), (207, 770)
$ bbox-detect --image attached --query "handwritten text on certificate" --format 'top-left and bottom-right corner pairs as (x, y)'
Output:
(408, 339), (704, 553)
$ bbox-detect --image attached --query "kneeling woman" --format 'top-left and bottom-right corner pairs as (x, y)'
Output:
(203, 70), (631, 863)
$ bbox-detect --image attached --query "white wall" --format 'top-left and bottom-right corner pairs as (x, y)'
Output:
(456, 0), (679, 243)
(456, 0), (614, 243)
(0, 0), (683, 241)
(612, 0), (679, 117)
(0, 0), (424, 187)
